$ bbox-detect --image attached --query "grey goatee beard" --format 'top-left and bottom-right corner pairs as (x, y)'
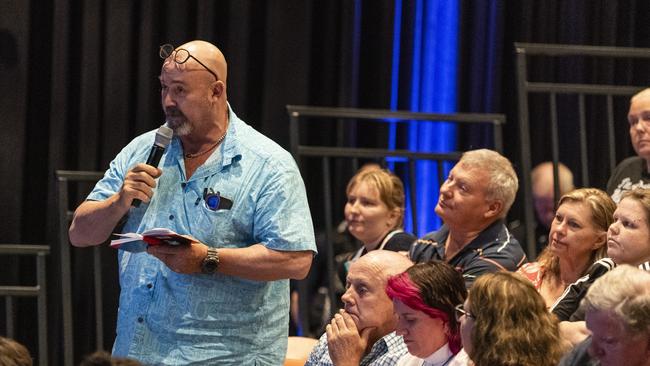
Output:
(169, 120), (192, 136)
(165, 109), (192, 136)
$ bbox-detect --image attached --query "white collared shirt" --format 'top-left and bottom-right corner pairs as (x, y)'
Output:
(396, 343), (455, 366)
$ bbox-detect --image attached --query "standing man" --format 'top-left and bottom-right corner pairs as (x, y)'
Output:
(409, 149), (527, 288)
(69, 40), (316, 365)
(608, 88), (650, 202)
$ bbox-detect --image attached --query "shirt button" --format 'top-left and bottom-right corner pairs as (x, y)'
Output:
(169, 215), (174, 220)
(137, 317), (144, 323)
(181, 182), (187, 188)
(146, 283), (152, 289)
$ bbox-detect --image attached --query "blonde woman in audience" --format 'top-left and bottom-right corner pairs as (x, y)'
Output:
(339, 168), (416, 280)
(345, 168), (415, 254)
(457, 271), (564, 366)
(552, 188), (650, 350)
(386, 261), (467, 366)
(518, 188), (615, 307)
(553, 188), (650, 323)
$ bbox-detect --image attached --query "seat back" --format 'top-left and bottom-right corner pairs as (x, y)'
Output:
(285, 336), (318, 366)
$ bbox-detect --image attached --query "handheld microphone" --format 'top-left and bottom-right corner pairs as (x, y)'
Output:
(133, 123), (174, 207)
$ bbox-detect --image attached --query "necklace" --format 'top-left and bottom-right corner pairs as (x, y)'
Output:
(184, 130), (227, 159)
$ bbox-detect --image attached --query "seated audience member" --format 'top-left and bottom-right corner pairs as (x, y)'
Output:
(409, 149), (527, 288)
(607, 188), (650, 266)
(518, 188), (614, 307)
(290, 161), (382, 335)
(385, 261), (467, 366)
(558, 265), (650, 366)
(305, 250), (413, 366)
(80, 351), (142, 366)
(552, 188), (650, 322)
(608, 88), (650, 203)
(457, 272), (564, 366)
(341, 168), (416, 271)
(510, 161), (575, 253)
(293, 166), (415, 336)
(0, 336), (32, 366)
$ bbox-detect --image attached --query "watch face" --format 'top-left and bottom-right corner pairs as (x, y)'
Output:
(203, 260), (218, 273)
(202, 248), (219, 274)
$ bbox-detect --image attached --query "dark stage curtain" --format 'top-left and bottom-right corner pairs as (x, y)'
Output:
(2, 0), (650, 364)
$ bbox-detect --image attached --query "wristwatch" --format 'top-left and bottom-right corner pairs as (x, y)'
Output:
(201, 247), (220, 274)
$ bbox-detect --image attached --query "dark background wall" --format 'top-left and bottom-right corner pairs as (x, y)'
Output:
(2, 0), (650, 364)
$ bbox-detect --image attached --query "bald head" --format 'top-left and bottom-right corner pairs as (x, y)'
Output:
(178, 40), (227, 83)
(161, 40), (228, 86)
(531, 161), (575, 228)
(352, 250), (413, 281)
(342, 250), (413, 339)
(629, 88), (650, 166)
(531, 162), (574, 197)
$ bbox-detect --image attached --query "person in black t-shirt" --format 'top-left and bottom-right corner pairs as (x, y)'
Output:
(608, 88), (650, 203)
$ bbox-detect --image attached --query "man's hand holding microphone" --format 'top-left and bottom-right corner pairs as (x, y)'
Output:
(122, 123), (173, 208)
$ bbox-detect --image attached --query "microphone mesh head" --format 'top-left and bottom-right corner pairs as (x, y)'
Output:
(154, 124), (173, 147)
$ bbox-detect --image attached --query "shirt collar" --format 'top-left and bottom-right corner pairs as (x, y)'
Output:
(431, 219), (506, 257)
(363, 331), (403, 360)
(220, 102), (242, 168)
(167, 102), (242, 181)
(463, 219), (506, 250)
(423, 343), (453, 366)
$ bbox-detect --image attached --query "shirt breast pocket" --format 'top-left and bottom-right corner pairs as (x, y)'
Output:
(193, 204), (238, 247)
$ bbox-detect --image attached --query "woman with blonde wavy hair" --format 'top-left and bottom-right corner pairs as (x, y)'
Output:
(518, 188), (615, 307)
(457, 271), (564, 366)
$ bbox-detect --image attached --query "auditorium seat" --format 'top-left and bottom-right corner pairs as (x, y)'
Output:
(284, 336), (318, 366)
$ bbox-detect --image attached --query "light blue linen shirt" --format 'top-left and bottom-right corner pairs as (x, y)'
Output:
(87, 106), (316, 365)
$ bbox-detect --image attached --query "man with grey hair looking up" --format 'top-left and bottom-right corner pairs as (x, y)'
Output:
(409, 149), (527, 288)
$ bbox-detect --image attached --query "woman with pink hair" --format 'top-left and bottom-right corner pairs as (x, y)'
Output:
(386, 261), (467, 366)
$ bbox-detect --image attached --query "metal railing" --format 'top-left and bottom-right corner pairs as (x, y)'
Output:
(55, 170), (107, 366)
(515, 43), (650, 257)
(0, 244), (50, 366)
